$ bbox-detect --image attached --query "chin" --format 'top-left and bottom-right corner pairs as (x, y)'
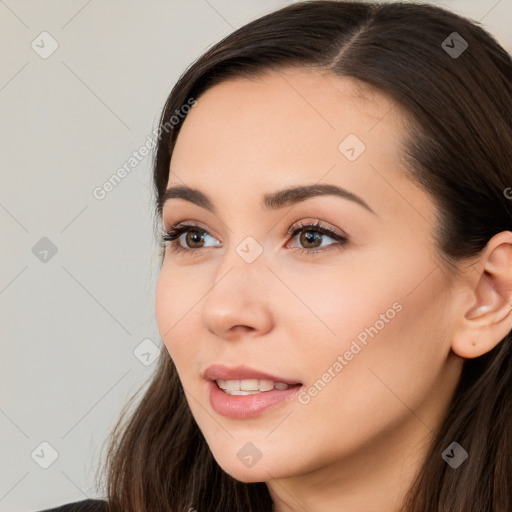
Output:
(226, 469), (268, 483)
(214, 454), (296, 483)
(222, 465), (279, 484)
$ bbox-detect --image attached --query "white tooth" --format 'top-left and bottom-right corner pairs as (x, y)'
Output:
(225, 389), (261, 395)
(225, 380), (241, 391)
(258, 379), (274, 391)
(240, 379), (259, 391)
(220, 379), (292, 393)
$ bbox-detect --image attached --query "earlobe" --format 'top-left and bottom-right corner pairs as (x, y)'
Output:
(451, 231), (512, 359)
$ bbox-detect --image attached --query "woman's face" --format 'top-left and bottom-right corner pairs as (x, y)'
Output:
(155, 68), (464, 486)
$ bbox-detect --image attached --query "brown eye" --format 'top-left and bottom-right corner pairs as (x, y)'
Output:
(160, 223), (222, 255)
(299, 230), (322, 248)
(184, 230), (206, 248)
(287, 221), (349, 254)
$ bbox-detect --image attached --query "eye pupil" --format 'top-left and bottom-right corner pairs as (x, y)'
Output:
(186, 231), (205, 247)
(300, 230), (321, 248)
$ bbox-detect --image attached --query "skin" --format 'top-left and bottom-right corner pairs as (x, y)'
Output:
(155, 68), (512, 512)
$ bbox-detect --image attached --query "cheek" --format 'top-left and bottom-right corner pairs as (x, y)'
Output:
(155, 270), (174, 341)
(289, 246), (451, 401)
(297, 265), (451, 425)
(155, 268), (199, 365)
(280, 261), (402, 356)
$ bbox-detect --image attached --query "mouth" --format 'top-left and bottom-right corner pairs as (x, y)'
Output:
(202, 363), (302, 386)
(215, 378), (302, 395)
(203, 364), (304, 418)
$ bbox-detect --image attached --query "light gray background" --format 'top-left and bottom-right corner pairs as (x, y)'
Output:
(1, 1), (510, 511)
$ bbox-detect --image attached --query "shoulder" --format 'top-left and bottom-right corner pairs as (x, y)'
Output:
(35, 499), (108, 512)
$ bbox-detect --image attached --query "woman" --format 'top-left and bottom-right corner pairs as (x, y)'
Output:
(37, 1), (512, 511)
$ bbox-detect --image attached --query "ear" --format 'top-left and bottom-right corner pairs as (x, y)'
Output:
(451, 230), (512, 359)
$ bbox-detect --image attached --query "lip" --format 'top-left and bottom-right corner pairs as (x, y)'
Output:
(203, 364), (303, 419)
(207, 380), (302, 419)
(202, 364), (302, 385)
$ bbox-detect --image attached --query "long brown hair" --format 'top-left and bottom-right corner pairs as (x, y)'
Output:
(96, 2), (512, 510)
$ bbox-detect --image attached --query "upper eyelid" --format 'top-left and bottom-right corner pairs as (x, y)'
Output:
(286, 221), (347, 239)
(163, 221), (347, 244)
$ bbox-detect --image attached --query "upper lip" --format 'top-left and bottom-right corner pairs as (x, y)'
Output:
(203, 364), (302, 385)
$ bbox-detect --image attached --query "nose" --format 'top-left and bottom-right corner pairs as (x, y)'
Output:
(200, 244), (275, 341)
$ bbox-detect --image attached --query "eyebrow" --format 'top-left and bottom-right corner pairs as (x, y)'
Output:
(161, 183), (376, 215)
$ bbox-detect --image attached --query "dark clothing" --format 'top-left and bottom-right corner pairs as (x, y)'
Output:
(36, 499), (108, 512)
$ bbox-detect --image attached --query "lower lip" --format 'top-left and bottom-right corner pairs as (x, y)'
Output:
(207, 380), (302, 419)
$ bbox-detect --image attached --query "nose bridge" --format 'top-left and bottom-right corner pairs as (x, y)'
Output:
(200, 233), (274, 337)
(212, 233), (269, 298)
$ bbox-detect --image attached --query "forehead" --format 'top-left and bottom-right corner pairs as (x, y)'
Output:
(166, 67), (422, 220)
(170, 67), (407, 173)
(177, 67), (401, 134)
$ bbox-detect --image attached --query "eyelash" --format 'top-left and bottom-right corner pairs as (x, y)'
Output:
(159, 221), (348, 257)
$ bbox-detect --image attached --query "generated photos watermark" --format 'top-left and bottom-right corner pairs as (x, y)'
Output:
(297, 301), (403, 405)
(92, 97), (197, 201)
